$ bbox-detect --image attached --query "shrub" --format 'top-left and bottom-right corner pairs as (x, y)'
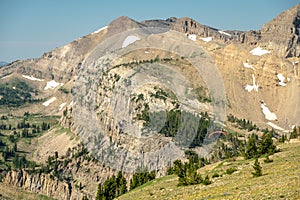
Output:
(252, 159), (262, 177)
(226, 168), (237, 175)
(263, 155), (273, 163)
(212, 172), (220, 178)
(202, 175), (212, 185)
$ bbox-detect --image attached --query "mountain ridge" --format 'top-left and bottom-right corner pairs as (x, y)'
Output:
(0, 4), (299, 130)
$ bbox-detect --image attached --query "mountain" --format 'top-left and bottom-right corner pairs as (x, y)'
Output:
(0, 4), (299, 200)
(260, 4), (300, 57)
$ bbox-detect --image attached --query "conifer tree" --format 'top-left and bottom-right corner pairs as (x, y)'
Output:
(13, 142), (17, 152)
(96, 184), (104, 200)
(258, 132), (276, 155)
(252, 158), (262, 177)
(245, 134), (257, 159)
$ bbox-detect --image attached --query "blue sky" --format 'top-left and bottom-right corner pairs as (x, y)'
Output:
(0, 0), (298, 62)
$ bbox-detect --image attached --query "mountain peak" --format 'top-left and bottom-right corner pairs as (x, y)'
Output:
(262, 4), (300, 31)
(109, 16), (136, 24)
(108, 16), (146, 34)
(260, 4), (300, 57)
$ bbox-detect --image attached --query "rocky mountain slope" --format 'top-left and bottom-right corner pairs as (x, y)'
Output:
(0, 4), (299, 200)
(1, 4), (299, 130)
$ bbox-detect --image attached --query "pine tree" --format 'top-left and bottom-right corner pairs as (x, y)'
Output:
(173, 160), (183, 175)
(279, 134), (286, 143)
(63, 108), (68, 117)
(252, 159), (262, 177)
(96, 184), (104, 200)
(245, 134), (258, 159)
(116, 171), (127, 196)
(119, 176), (127, 196)
(290, 127), (298, 139)
(37, 125), (40, 133)
(104, 175), (117, 200)
(55, 151), (59, 160)
(12, 155), (19, 168)
(13, 142), (17, 152)
(258, 132), (276, 155)
(177, 160), (202, 186)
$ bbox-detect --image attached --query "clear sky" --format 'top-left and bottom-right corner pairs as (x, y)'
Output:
(0, 0), (299, 62)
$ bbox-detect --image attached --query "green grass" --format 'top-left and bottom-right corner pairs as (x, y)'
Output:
(119, 139), (300, 200)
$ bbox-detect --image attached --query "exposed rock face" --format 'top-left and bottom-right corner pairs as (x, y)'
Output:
(170, 17), (234, 42)
(142, 17), (175, 28)
(238, 4), (300, 57)
(2, 149), (117, 199)
(260, 4), (300, 57)
(237, 30), (261, 45)
(2, 170), (76, 200)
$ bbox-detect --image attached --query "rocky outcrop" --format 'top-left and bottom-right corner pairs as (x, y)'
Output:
(238, 4), (300, 57)
(170, 17), (235, 42)
(2, 170), (80, 200)
(2, 155), (116, 200)
(260, 4), (300, 57)
(237, 30), (260, 45)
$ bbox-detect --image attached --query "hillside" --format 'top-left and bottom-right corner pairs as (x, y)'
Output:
(119, 139), (300, 199)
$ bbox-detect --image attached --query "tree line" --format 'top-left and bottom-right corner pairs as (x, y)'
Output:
(96, 170), (156, 200)
(167, 150), (211, 186)
(227, 114), (258, 131)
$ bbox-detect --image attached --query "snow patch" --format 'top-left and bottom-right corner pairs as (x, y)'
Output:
(218, 30), (231, 37)
(199, 37), (212, 42)
(44, 80), (64, 90)
(93, 26), (108, 34)
(261, 102), (277, 121)
(122, 36), (140, 48)
(278, 82), (286, 86)
(59, 102), (67, 111)
(250, 47), (271, 56)
(12, 87), (16, 90)
(42, 97), (57, 107)
(243, 62), (255, 70)
(267, 122), (285, 131)
(245, 74), (259, 92)
(188, 34), (197, 41)
(22, 75), (44, 82)
(277, 73), (287, 86)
